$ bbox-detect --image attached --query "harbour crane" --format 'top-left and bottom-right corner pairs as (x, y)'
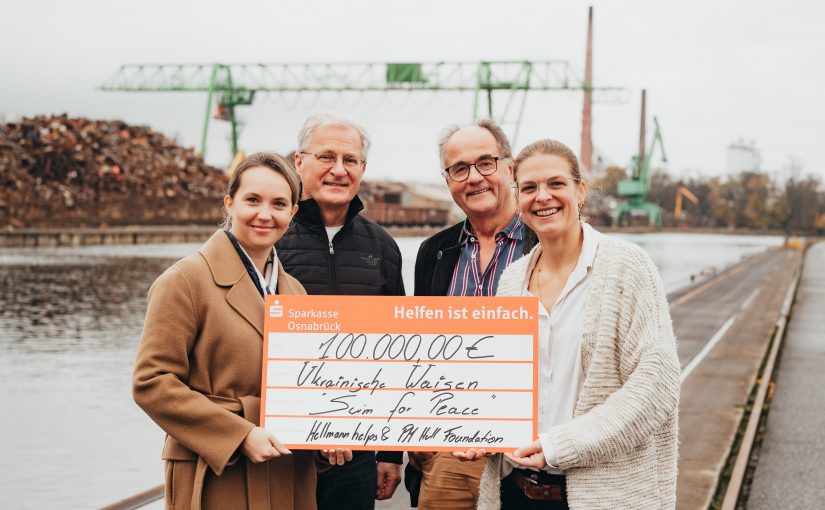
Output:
(98, 60), (623, 159)
(613, 89), (666, 228)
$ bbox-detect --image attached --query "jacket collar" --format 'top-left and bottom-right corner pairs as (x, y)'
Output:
(199, 231), (265, 335)
(199, 230), (303, 336)
(275, 259), (302, 295)
(294, 195), (365, 228)
(460, 213), (526, 245)
(448, 214), (536, 255)
(200, 230), (248, 286)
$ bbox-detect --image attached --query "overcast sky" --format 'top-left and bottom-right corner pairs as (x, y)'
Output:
(2, 0), (823, 183)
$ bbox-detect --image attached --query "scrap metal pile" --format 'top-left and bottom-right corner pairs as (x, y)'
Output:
(0, 114), (227, 228)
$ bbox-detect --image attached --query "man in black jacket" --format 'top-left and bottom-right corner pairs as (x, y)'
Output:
(408, 119), (536, 509)
(277, 113), (404, 509)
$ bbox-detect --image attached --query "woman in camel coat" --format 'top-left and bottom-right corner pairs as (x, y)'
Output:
(133, 152), (344, 510)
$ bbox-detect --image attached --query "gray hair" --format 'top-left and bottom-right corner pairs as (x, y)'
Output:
(297, 113), (371, 162)
(437, 118), (512, 167)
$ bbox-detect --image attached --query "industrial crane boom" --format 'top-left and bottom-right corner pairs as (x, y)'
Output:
(99, 61), (624, 159)
(675, 185), (699, 220)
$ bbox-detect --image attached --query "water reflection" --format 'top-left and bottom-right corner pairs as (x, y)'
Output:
(611, 232), (783, 292)
(0, 252), (186, 509)
(0, 258), (174, 354)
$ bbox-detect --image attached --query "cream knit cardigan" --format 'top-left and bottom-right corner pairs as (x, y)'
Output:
(477, 235), (680, 510)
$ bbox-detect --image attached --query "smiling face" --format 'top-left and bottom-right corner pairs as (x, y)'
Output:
(515, 153), (587, 241)
(442, 126), (515, 222)
(295, 123), (365, 210)
(223, 165), (298, 258)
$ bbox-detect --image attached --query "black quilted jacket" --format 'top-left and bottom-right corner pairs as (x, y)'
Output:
(276, 196), (405, 465)
(277, 196), (405, 297)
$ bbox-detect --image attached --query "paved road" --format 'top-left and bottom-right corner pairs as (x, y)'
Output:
(675, 247), (800, 509)
(748, 242), (825, 509)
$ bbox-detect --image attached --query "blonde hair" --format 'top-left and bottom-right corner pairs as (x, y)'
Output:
(513, 139), (587, 217)
(513, 139), (581, 181)
(221, 152), (301, 228)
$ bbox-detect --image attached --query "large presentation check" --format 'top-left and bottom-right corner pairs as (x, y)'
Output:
(261, 295), (538, 452)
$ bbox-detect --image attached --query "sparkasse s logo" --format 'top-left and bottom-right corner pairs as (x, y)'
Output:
(269, 299), (284, 318)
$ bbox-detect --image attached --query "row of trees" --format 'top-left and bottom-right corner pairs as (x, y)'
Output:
(590, 167), (825, 232)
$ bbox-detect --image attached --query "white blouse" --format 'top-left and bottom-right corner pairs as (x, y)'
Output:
(501, 222), (603, 476)
(235, 243), (278, 296)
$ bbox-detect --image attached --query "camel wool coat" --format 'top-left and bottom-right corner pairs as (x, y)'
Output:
(133, 230), (316, 510)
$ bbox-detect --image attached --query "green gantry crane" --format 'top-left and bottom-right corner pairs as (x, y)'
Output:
(98, 61), (622, 159)
(613, 89), (666, 228)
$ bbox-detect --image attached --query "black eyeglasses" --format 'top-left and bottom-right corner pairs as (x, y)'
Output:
(514, 176), (580, 195)
(442, 156), (506, 182)
(299, 151), (363, 170)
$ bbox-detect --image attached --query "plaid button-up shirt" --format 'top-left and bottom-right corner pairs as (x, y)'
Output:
(447, 214), (527, 297)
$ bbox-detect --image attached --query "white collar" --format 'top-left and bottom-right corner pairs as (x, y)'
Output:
(523, 221), (602, 295)
(236, 244), (278, 295)
(573, 222), (602, 279)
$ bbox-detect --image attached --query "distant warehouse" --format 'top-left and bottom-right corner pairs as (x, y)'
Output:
(360, 181), (453, 228)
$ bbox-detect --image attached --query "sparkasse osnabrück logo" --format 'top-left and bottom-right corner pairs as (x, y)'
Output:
(269, 299), (284, 318)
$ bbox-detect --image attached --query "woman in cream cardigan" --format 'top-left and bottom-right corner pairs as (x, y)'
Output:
(133, 152), (350, 510)
(459, 140), (680, 509)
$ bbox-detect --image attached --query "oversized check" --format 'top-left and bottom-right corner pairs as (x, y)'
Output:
(261, 295), (538, 452)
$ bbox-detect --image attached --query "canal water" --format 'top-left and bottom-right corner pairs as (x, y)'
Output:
(0, 232), (781, 509)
